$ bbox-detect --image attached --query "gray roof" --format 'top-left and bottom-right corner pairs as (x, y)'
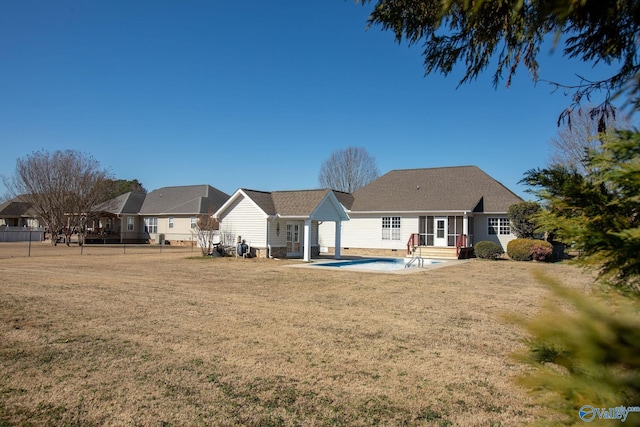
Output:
(242, 189), (343, 217)
(351, 166), (522, 213)
(332, 191), (355, 210)
(95, 192), (147, 215)
(0, 196), (39, 218)
(139, 185), (229, 215)
(242, 190), (276, 215)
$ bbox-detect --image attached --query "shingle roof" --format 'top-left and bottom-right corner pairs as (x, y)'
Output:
(0, 200), (32, 217)
(241, 189), (345, 217)
(95, 192), (146, 215)
(272, 189), (332, 216)
(0, 196), (39, 218)
(242, 190), (276, 215)
(139, 185), (229, 215)
(351, 166), (522, 213)
(332, 191), (355, 210)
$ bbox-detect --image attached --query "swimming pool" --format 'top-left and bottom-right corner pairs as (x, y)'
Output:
(315, 257), (443, 271)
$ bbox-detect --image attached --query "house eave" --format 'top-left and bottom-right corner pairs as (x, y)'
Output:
(349, 209), (474, 215)
(274, 215), (311, 221)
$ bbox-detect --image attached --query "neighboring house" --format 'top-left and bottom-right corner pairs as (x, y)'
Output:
(139, 185), (229, 245)
(88, 191), (147, 243)
(0, 196), (44, 242)
(318, 166), (523, 258)
(213, 189), (350, 260)
(0, 196), (42, 228)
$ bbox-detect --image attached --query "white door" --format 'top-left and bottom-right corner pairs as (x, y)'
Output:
(434, 217), (448, 247)
(286, 222), (302, 257)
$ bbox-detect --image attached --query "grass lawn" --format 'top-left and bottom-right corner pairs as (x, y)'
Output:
(0, 243), (592, 426)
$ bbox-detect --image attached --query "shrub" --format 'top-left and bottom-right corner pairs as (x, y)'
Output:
(507, 238), (554, 262)
(474, 241), (504, 260)
(531, 241), (553, 262)
(507, 239), (534, 261)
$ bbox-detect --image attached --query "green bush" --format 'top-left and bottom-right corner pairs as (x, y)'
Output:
(507, 238), (554, 261)
(508, 239), (534, 261)
(474, 241), (504, 260)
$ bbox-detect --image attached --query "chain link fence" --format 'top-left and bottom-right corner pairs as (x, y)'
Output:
(0, 230), (203, 258)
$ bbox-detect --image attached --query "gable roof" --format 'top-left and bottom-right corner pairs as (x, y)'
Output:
(95, 191), (147, 215)
(332, 191), (355, 211)
(139, 185), (229, 215)
(216, 188), (349, 221)
(351, 166), (522, 213)
(272, 189), (336, 217)
(241, 189), (276, 215)
(0, 196), (39, 218)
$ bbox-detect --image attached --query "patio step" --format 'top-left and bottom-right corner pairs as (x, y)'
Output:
(408, 246), (459, 259)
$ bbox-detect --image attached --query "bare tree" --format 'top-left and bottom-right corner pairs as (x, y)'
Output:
(191, 214), (220, 256)
(549, 107), (633, 175)
(318, 147), (379, 193)
(3, 150), (113, 245)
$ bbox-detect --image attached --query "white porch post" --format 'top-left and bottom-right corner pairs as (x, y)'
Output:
(463, 212), (469, 246)
(334, 220), (342, 259)
(303, 219), (312, 262)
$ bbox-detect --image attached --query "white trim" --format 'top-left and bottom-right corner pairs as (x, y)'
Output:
(350, 210), (474, 215)
(213, 189), (270, 220)
(309, 191), (350, 222)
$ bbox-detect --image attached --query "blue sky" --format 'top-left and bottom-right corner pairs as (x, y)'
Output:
(0, 0), (629, 200)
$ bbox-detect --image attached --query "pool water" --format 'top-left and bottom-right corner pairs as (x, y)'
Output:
(316, 257), (442, 271)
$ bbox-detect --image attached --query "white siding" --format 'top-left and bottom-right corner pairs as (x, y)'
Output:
(218, 195), (267, 247)
(473, 214), (516, 250)
(269, 220), (286, 248)
(319, 214), (418, 250)
(318, 221), (334, 248)
(311, 197), (345, 222)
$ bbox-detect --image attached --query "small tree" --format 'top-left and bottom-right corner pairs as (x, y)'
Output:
(318, 147), (379, 193)
(192, 214), (219, 256)
(3, 150), (113, 245)
(507, 201), (541, 239)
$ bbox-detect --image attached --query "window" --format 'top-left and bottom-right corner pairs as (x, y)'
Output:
(144, 217), (158, 234)
(447, 216), (464, 246)
(190, 216), (197, 229)
(382, 216), (401, 240)
(168, 217), (174, 229)
(127, 217), (134, 231)
(488, 217), (510, 235)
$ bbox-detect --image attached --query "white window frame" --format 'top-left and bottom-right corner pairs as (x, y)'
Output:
(382, 216), (401, 240)
(127, 217), (134, 231)
(144, 217), (158, 234)
(168, 217), (174, 229)
(488, 217), (511, 235)
(191, 216), (197, 229)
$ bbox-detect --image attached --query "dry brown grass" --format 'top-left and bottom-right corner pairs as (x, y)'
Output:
(0, 242), (593, 426)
